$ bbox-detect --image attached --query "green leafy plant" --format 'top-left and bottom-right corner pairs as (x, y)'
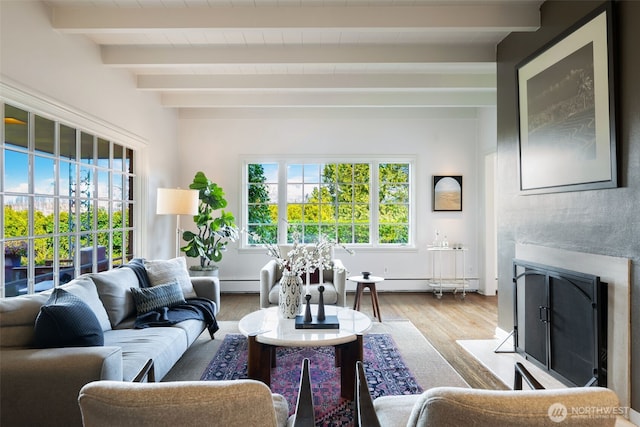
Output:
(181, 171), (239, 270)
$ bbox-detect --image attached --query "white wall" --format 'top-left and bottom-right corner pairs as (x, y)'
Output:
(0, 1), (181, 259)
(178, 108), (488, 293)
(477, 107), (498, 295)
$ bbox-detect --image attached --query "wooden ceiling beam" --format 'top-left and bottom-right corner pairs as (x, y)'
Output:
(52, 4), (539, 33)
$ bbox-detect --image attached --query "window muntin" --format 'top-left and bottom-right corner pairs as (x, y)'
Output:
(2, 103), (136, 297)
(245, 160), (411, 247)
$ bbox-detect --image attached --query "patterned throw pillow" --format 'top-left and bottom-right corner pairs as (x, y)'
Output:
(34, 288), (104, 348)
(130, 281), (186, 316)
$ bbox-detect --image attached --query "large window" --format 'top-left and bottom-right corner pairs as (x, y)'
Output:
(245, 160), (412, 246)
(2, 103), (136, 298)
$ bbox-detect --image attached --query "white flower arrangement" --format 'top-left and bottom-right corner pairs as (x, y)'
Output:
(256, 232), (353, 277)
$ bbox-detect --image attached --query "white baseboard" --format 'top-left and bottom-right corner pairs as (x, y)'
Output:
(219, 278), (479, 293)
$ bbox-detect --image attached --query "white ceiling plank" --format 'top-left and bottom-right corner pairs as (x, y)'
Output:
(101, 44), (496, 66)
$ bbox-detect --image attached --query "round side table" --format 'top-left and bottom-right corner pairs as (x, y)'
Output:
(348, 275), (384, 322)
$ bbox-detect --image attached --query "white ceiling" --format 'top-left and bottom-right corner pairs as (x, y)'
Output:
(45, 0), (542, 113)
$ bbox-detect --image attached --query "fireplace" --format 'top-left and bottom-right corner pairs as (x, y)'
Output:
(513, 259), (607, 387)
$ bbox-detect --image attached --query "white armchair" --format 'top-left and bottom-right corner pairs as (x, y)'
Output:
(78, 359), (316, 427)
(354, 361), (635, 427)
(260, 257), (347, 309)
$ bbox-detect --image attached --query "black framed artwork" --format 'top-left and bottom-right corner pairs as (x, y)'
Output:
(517, 2), (617, 194)
(433, 175), (462, 211)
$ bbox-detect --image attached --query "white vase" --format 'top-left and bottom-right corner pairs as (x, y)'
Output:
(279, 271), (302, 319)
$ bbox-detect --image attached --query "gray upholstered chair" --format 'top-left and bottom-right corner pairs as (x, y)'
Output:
(354, 361), (634, 427)
(79, 359), (315, 427)
(259, 245), (347, 309)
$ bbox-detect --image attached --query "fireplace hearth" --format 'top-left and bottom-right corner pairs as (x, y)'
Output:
(513, 259), (607, 387)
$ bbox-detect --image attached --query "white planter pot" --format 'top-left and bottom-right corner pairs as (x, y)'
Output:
(188, 267), (219, 277)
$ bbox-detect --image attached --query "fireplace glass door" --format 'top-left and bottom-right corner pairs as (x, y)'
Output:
(513, 259), (607, 387)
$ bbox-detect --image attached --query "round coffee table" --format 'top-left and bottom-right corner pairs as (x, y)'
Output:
(239, 305), (372, 399)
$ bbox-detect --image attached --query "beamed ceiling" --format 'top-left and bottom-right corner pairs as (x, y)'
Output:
(45, 0), (542, 114)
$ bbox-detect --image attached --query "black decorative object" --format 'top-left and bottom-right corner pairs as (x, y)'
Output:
(295, 285), (339, 329)
(303, 294), (312, 323)
(362, 271), (370, 280)
(317, 285), (325, 321)
(295, 314), (339, 329)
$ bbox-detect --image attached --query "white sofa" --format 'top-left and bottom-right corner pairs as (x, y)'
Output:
(0, 260), (220, 427)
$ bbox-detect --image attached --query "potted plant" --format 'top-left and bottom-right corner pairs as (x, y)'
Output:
(4, 240), (27, 267)
(181, 171), (239, 276)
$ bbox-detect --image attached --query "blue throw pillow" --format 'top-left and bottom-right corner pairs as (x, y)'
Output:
(34, 288), (104, 348)
(130, 281), (186, 316)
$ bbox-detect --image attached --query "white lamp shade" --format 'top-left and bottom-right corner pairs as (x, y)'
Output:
(156, 188), (199, 215)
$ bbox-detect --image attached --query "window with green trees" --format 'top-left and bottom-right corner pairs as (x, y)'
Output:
(2, 103), (136, 298)
(246, 160), (412, 246)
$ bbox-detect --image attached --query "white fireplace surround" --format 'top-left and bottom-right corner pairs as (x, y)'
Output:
(513, 244), (631, 409)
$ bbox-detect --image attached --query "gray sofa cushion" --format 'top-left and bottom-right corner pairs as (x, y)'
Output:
(103, 327), (189, 381)
(90, 268), (140, 328)
(144, 257), (197, 299)
(0, 292), (50, 348)
(171, 318), (209, 347)
(61, 276), (112, 331)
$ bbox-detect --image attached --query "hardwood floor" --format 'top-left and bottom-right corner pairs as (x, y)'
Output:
(216, 291), (508, 390)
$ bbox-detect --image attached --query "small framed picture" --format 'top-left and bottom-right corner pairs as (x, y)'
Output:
(433, 175), (462, 211)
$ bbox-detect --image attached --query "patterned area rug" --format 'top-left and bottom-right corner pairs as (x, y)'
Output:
(201, 333), (423, 426)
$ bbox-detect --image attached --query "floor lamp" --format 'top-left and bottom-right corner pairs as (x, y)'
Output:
(156, 188), (199, 258)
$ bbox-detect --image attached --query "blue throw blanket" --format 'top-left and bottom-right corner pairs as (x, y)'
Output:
(122, 259), (219, 338)
(134, 297), (219, 338)
(120, 258), (151, 288)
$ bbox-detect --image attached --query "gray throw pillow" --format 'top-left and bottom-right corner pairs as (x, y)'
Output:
(130, 281), (186, 316)
(144, 257), (197, 299)
(34, 288), (104, 348)
(60, 276), (112, 331)
(89, 268), (140, 327)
